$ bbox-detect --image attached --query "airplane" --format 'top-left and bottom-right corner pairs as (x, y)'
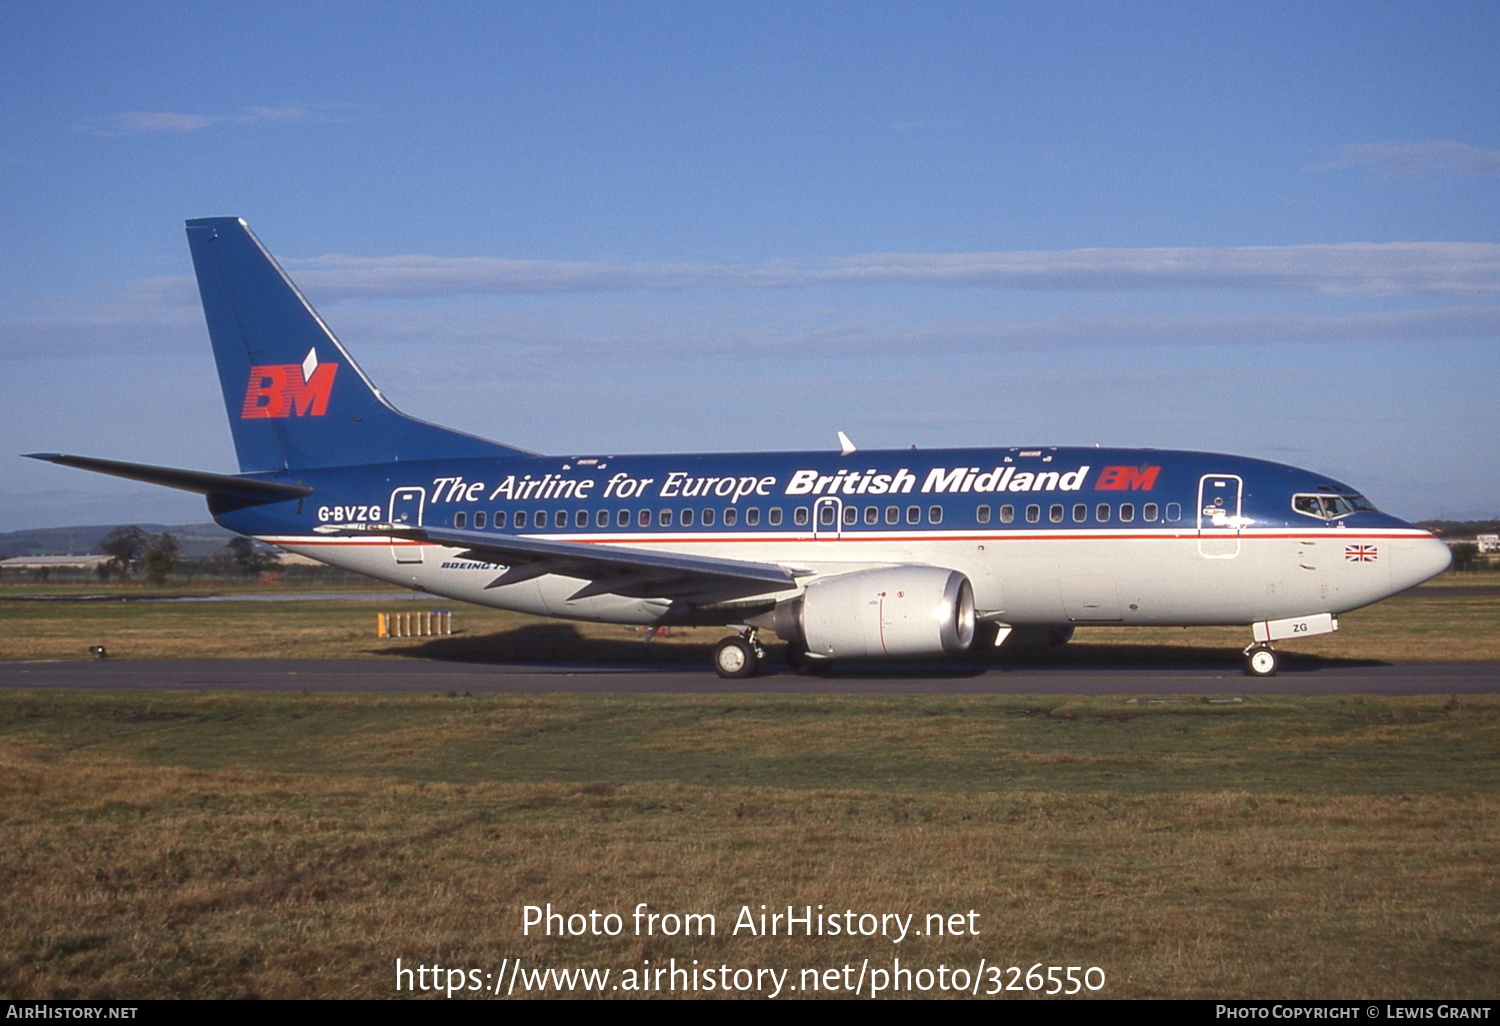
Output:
(28, 217), (1453, 679)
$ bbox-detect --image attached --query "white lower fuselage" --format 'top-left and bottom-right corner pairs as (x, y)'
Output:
(262, 523), (1446, 630)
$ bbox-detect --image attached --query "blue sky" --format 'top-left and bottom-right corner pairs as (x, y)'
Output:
(2, 1), (1497, 531)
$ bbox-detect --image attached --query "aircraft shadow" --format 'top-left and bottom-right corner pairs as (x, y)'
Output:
(376, 627), (1388, 678)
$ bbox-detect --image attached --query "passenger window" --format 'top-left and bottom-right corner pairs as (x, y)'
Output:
(1166, 503), (1182, 522)
(616, 509), (629, 528)
(843, 506), (857, 525)
(769, 508), (782, 526)
(865, 506), (879, 525)
(474, 511), (486, 529)
(1096, 503), (1110, 523)
(1000, 505), (1015, 524)
(747, 508), (761, 526)
(455, 511), (467, 528)
(659, 509), (672, 527)
(820, 505), (836, 526)
(638, 510), (651, 527)
(681, 508), (694, 527)
(515, 511), (527, 529)
(929, 506), (943, 524)
(795, 507), (809, 526)
(1073, 503), (1087, 523)
(886, 506), (899, 525)
(723, 508), (737, 526)
(1143, 503), (1159, 522)
(1049, 504), (1064, 523)
(907, 506), (921, 525)
(702, 508), (715, 526)
(494, 511), (507, 529)
(1026, 505), (1040, 523)
(575, 510), (588, 528)
(1119, 503), (1135, 523)
(597, 509), (610, 528)
(976, 505), (991, 524)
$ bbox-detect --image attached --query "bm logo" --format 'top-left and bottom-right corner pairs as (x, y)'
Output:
(241, 348), (338, 419)
(1095, 465), (1161, 490)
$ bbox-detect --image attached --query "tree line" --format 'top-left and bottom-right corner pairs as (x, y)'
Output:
(95, 526), (279, 584)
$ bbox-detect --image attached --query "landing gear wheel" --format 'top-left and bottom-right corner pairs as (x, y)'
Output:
(714, 636), (761, 679)
(1245, 645), (1278, 677)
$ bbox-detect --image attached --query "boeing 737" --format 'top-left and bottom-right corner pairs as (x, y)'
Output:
(28, 218), (1452, 678)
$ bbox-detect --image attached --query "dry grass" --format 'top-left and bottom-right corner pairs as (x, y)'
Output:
(2, 575), (1497, 664)
(0, 692), (1496, 999)
(2, 575), (1494, 998)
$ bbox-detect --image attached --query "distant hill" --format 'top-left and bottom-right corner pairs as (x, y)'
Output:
(0, 523), (245, 559)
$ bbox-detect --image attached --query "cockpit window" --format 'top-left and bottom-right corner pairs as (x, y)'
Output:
(1292, 493), (1376, 520)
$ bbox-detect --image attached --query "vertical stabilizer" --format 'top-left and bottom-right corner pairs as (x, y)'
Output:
(186, 217), (528, 472)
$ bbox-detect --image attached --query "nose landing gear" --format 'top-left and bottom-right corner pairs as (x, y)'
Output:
(1244, 643), (1278, 677)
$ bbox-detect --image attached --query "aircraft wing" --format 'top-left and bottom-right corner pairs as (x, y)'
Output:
(326, 523), (801, 605)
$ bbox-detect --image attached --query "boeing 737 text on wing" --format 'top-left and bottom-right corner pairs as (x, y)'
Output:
(28, 218), (1452, 678)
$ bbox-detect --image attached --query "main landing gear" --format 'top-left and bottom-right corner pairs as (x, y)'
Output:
(1243, 643), (1279, 677)
(713, 628), (766, 679)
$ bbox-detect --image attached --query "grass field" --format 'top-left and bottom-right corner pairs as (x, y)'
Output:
(1, 576), (1496, 999)
(2, 572), (1499, 665)
(1, 691), (1495, 999)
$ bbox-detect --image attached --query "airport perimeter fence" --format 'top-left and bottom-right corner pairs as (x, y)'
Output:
(376, 610), (452, 638)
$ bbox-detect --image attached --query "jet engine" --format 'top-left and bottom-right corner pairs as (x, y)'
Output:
(769, 567), (976, 660)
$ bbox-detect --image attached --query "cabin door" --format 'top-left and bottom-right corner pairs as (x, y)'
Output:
(1197, 474), (1243, 558)
(388, 486), (426, 564)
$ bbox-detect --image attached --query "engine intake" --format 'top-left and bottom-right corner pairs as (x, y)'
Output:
(777, 567), (976, 660)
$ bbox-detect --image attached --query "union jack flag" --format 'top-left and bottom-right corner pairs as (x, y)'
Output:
(1345, 545), (1378, 562)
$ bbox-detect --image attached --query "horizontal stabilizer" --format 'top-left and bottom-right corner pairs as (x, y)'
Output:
(24, 453), (312, 501)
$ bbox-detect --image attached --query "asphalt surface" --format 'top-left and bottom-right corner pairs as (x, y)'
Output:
(2, 657), (1495, 696)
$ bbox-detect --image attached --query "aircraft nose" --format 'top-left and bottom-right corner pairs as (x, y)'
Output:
(1389, 533), (1452, 592)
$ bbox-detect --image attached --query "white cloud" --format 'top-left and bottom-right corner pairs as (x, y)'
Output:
(5, 254), (1496, 363)
(890, 119), (961, 132)
(280, 242), (1500, 299)
(98, 111), (214, 134)
(1308, 140), (1500, 179)
(85, 104), (346, 137)
(329, 301), (1500, 364)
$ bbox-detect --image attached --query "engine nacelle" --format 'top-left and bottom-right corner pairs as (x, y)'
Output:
(779, 567), (976, 660)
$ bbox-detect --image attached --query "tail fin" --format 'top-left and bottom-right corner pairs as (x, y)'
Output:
(186, 217), (529, 472)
